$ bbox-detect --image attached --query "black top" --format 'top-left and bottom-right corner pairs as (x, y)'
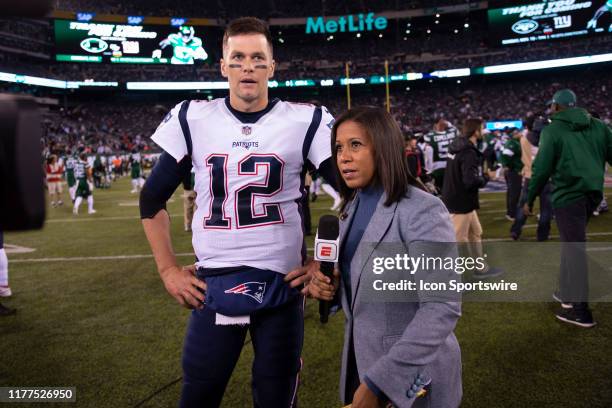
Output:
(442, 137), (488, 214)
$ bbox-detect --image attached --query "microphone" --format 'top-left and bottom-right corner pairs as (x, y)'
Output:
(314, 214), (340, 323)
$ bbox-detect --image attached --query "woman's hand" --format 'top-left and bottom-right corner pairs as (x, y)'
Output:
(351, 383), (387, 408)
(307, 267), (340, 301)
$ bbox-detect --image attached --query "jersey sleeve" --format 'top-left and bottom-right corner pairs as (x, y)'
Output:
(307, 105), (334, 169)
(150, 102), (189, 162)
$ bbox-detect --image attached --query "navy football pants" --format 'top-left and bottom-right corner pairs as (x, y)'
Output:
(180, 296), (304, 408)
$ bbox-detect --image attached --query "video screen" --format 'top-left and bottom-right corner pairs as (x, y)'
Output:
(488, 0), (612, 45)
(54, 19), (216, 64)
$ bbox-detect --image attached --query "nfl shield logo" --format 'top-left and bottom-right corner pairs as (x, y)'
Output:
(242, 126), (252, 136)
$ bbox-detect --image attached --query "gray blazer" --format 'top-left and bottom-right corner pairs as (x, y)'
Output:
(338, 185), (462, 408)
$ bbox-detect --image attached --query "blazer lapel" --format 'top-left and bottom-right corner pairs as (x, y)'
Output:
(350, 194), (398, 310)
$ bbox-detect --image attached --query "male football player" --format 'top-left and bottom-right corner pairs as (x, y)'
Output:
(65, 150), (78, 202)
(140, 17), (336, 407)
(130, 149), (145, 193)
(587, 1), (612, 32)
(73, 153), (96, 215)
(424, 116), (458, 192)
(153, 25), (208, 65)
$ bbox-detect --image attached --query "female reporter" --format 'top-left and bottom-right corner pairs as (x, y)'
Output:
(309, 107), (461, 408)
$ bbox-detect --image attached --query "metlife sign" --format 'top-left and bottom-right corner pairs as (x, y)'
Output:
(306, 13), (388, 34)
(488, 1), (612, 46)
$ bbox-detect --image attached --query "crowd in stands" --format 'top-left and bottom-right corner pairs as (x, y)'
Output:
(38, 69), (611, 159)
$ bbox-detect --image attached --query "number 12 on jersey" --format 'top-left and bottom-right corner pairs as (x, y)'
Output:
(204, 153), (285, 229)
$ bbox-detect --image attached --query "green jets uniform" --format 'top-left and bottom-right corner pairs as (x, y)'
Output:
(167, 34), (206, 64)
(74, 160), (91, 198)
(65, 155), (77, 187)
(424, 125), (459, 188)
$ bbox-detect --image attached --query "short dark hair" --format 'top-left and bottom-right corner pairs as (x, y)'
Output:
(331, 106), (424, 212)
(223, 17), (273, 56)
(462, 118), (483, 138)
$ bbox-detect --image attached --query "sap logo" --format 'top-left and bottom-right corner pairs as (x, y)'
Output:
(512, 19), (538, 35)
(224, 282), (266, 303)
(232, 141), (259, 149)
(80, 38), (108, 53)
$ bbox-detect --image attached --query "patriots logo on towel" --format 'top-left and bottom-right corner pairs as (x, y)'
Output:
(224, 282), (266, 303)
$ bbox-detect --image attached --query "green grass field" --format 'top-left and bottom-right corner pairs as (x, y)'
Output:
(1, 178), (611, 407)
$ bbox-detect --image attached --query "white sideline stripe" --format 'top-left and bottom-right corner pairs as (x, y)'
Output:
(10, 253), (196, 263)
(118, 199), (174, 206)
(10, 249), (316, 263)
(4, 244), (36, 254)
(484, 231), (612, 242)
(46, 214), (182, 223)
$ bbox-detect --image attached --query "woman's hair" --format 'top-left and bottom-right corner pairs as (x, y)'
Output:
(330, 106), (424, 211)
(462, 118), (483, 139)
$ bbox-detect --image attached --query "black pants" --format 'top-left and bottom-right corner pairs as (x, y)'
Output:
(555, 196), (598, 309)
(180, 296), (304, 407)
(505, 169), (522, 218)
(511, 179), (552, 241)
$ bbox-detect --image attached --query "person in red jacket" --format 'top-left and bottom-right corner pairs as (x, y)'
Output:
(46, 155), (64, 207)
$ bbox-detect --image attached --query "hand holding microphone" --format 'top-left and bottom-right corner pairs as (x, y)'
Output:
(313, 215), (340, 323)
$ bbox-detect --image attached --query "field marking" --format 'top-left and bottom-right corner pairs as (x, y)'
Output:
(10, 248), (317, 263)
(4, 244), (36, 254)
(484, 231), (612, 242)
(45, 214), (182, 223)
(9, 252), (196, 263)
(119, 199), (174, 207)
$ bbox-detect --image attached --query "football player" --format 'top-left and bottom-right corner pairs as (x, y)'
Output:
(153, 25), (208, 65)
(73, 153), (96, 215)
(46, 155), (64, 207)
(424, 116), (458, 192)
(130, 149), (145, 193)
(65, 150), (78, 202)
(140, 17), (337, 408)
(587, 1), (612, 32)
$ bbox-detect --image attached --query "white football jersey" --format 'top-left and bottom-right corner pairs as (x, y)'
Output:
(151, 98), (334, 274)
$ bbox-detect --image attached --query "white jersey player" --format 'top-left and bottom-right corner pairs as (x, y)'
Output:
(151, 97), (333, 274)
(140, 17), (337, 408)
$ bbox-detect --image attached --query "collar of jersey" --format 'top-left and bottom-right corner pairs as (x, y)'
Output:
(224, 97), (280, 124)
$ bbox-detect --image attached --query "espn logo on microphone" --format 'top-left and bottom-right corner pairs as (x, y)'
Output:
(314, 239), (339, 262)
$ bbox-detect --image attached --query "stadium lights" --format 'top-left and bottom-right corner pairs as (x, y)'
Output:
(126, 82), (229, 90)
(482, 53), (612, 74)
(454, 29), (459, 34)
(464, 23), (470, 28)
(279, 38), (284, 43)
(356, 33), (361, 38)
(427, 29), (431, 34)
(430, 68), (471, 78)
(340, 78), (367, 85)
(436, 13), (440, 18)
(435, 20), (439, 24)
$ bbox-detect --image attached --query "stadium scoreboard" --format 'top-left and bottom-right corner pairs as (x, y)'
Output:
(54, 19), (214, 64)
(488, 0), (612, 45)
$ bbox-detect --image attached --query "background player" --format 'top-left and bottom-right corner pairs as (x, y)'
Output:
(424, 116), (458, 192)
(65, 150), (78, 202)
(153, 25), (208, 64)
(130, 149), (145, 193)
(140, 17), (337, 407)
(73, 153), (96, 215)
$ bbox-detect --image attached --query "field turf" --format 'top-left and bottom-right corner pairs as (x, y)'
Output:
(1, 177), (611, 407)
